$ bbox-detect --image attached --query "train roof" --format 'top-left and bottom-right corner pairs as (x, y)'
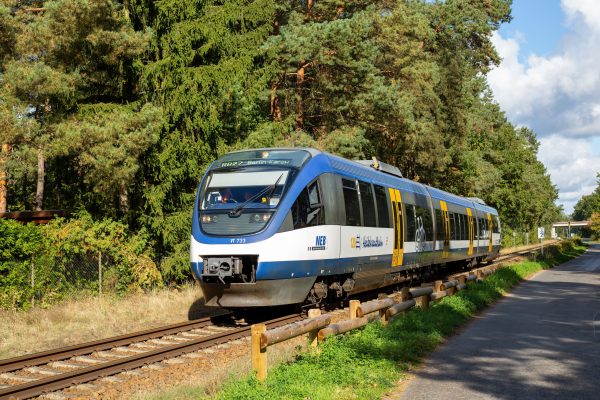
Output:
(214, 147), (498, 215)
(319, 151), (499, 215)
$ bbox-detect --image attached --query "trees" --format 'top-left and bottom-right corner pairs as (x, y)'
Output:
(0, 0), (565, 287)
(572, 174), (600, 221)
(130, 0), (278, 279)
(1, 0), (152, 212)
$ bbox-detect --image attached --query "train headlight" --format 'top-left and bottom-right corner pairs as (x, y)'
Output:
(249, 213), (271, 223)
(202, 215), (217, 224)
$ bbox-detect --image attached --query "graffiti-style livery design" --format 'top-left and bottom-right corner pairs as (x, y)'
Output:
(190, 148), (501, 308)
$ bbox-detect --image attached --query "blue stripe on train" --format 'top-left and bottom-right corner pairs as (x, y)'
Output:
(193, 246), (498, 281)
(255, 254), (393, 280)
(191, 262), (203, 280)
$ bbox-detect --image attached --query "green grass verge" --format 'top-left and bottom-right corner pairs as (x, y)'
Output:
(150, 241), (587, 400)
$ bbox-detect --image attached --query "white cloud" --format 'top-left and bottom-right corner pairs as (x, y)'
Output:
(488, 0), (600, 215)
(538, 135), (600, 213)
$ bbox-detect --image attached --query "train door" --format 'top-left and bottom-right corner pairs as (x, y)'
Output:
(487, 213), (493, 253)
(467, 208), (474, 256)
(389, 188), (404, 267)
(440, 201), (450, 258)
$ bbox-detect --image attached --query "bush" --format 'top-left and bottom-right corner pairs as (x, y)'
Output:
(0, 213), (163, 310)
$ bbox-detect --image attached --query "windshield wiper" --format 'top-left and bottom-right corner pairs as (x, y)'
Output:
(228, 173), (284, 217)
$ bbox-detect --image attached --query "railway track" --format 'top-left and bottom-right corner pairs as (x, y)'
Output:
(0, 242), (551, 399)
(0, 314), (302, 399)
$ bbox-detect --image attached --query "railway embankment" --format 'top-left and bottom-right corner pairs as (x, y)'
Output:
(144, 240), (586, 400)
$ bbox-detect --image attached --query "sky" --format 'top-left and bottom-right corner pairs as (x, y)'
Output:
(488, 0), (600, 215)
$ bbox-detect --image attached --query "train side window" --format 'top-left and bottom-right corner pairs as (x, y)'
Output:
(292, 181), (324, 229)
(342, 178), (361, 226)
(358, 181), (377, 227)
(494, 216), (500, 233)
(374, 185), (390, 228)
(479, 218), (485, 239)
(461, 214), (467, 240)
(449, 213), (455, 240)
(435, 208), (444, 240)
(415, 205), (431, 241)
(406, 204), (416, 242)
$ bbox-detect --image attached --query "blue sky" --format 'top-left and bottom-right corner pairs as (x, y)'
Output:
(489, 0), (600, 215)
(499, 0), (568, 61)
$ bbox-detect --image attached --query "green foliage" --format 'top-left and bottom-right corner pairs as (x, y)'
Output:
(1, 0), (152, 212)
(0, 214), (162, 310)
(130, 0), (277, 265)
(590, 213), (600, 239)
(1, 0), (564, 287)
(572, 174), (600, 221)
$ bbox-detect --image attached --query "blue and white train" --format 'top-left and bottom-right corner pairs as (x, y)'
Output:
(190, 148), (501, 308)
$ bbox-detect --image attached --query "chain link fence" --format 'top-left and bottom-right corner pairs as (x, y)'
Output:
(0, 252), (116, 309)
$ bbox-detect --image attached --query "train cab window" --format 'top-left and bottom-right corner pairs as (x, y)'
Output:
(358, 181), (377, 227)
(405, 204), (416, 242)
(291, 181), (325, 229)
(374, 185), (390, 228)
(342, 178), (361, 226)
(493, 216), (500, 233)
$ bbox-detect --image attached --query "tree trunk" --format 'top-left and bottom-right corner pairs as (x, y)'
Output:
(0, 144), (10, 213)
(270, 81), (282, 122)
(295, 63), (306, 130)
(119, 179), (129, 214)
(35, 148), (45, 211)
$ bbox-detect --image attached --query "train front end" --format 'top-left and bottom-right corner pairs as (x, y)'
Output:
(190, 148), (319, 308)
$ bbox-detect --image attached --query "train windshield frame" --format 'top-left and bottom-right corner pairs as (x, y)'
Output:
(200, 169), (291, 211)
(200, 149), (310, 211)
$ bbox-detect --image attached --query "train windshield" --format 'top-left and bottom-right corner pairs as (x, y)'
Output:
(200, 149), (310, 212)
(201, 169), (290, 210)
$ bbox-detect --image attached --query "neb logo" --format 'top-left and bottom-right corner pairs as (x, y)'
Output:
(315, 236), (327, 247)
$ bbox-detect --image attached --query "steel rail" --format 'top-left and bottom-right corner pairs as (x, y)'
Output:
(0, 315), (229, 374)
(0, 314), (302, 400)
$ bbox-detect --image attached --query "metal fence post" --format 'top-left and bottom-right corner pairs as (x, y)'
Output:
(98, 250), (102, 295)
(30, 255), (35, 308)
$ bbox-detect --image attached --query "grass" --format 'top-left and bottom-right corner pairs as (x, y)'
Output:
(0, 285), (204, 359)
(146, 240), (587, 400)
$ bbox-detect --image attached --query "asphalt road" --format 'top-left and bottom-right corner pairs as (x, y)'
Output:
(400, 244), (600, 400)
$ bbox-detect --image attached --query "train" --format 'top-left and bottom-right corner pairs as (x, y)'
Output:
(190, 148), (501, 308)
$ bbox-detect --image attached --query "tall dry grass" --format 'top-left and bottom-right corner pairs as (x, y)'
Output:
(0, 285), (205, 359)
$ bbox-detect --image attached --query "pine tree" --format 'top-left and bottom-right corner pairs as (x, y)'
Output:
(130, 0), (277, 279)
(2, 0), (151, 211)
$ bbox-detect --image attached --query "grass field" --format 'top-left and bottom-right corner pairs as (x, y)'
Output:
(144, 240), (587, 400)
(0, 285), (204, 359)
